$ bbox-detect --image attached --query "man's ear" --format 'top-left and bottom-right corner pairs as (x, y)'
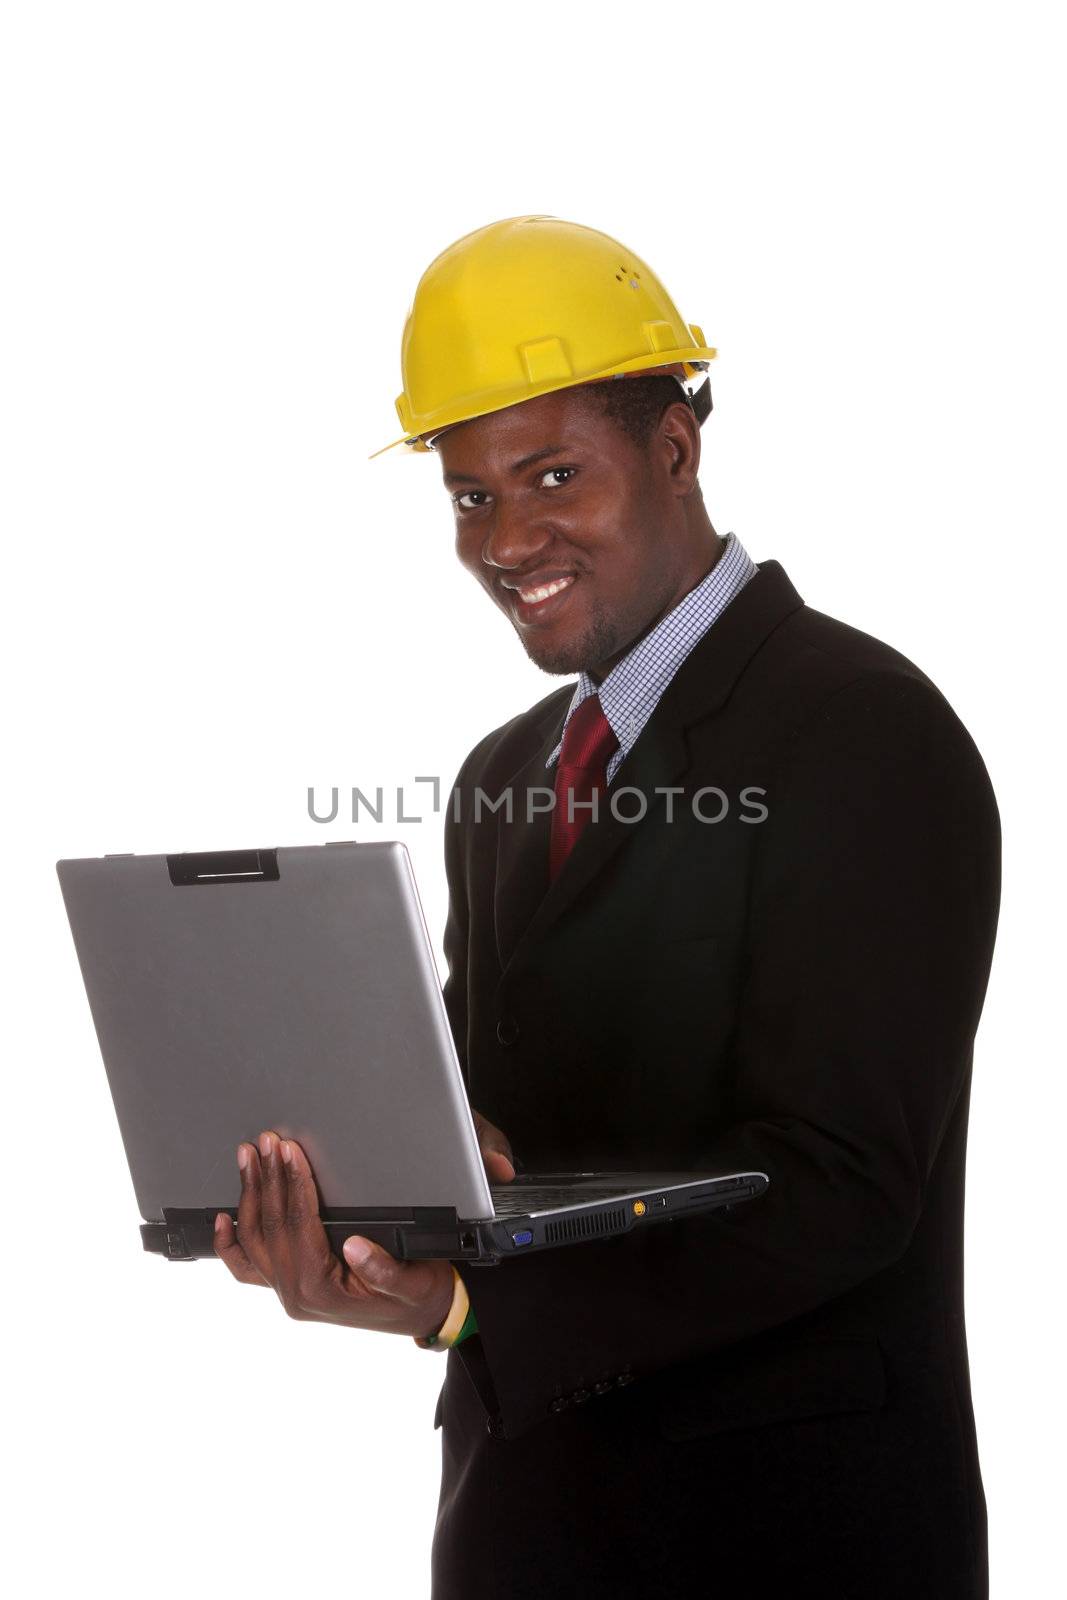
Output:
(657, 400), (701, 497)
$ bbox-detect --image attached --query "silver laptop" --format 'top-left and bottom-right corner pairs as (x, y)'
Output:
(56, 842), (768, 1263)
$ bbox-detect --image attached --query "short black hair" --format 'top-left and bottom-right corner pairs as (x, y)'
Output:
(576, 372), (690, 451)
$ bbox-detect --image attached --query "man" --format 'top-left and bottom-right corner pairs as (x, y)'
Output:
(215, 216), (1001, 1598)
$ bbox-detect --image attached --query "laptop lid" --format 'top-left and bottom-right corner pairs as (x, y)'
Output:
(57, 842), (495, 1223)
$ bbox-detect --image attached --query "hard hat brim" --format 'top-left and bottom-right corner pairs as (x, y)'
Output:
(368, 351), (716, 460)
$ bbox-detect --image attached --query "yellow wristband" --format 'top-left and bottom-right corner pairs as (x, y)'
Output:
(414, 1266), (469, 1350)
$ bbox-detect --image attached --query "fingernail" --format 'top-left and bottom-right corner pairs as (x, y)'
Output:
(258, 1132), (272, 1159)
(214, 1211), (226, 1233)
(280, 1141), (292, 1164)
(237, 1145), (248, 1171)
(344, 1238), (371, 1267)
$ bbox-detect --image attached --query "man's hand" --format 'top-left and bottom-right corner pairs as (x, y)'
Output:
(472, 1109), (515, 1182)
(213, 1130), (456, 1339)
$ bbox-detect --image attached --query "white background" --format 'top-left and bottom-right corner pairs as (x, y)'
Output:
(3, 3), (1063, 1593)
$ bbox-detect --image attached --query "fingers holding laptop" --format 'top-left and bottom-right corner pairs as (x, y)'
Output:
(215, 1130), (327, 1295)
(213, 1128), (456, 1339)
(472, 1109), (515, 1182)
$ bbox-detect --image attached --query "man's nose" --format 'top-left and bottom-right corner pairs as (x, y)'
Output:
(481, 505), (553, 571)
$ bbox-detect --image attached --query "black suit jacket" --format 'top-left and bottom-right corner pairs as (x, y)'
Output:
(430, 559), (1000, 1599)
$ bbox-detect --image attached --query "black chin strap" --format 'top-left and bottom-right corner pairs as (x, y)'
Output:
(684, 371), (714, 426)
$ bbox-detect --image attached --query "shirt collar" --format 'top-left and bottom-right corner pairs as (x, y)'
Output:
(545, 531), (757, 772)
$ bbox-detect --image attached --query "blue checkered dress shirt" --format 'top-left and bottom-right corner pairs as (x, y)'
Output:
(545, 532), (757, 784)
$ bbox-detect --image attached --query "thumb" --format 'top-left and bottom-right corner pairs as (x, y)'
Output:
(485, 1148), (516, 1182)
(473, 1110), (515, 1178)
(342, 1235), (399, 1290)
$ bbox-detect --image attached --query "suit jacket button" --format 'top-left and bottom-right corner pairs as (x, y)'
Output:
(616, 1371), (634, 1387)
(486, 1413), (505, 1437)
(572, 1389), (590, 1405)
(549, 1397), (568, 1413)
(496, 1017), (520, 1046)
(593, 1381), (613, 1395)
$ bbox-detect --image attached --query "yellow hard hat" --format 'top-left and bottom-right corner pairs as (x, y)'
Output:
(370, 214), (717, 459)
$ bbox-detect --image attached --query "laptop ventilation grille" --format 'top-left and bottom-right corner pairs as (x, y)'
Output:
(545, 1208), (627, 1246)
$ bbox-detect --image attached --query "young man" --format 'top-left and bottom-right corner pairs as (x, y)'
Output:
(216, 217), (1001, 1598)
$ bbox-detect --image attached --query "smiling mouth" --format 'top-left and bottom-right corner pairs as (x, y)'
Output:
(515, 574), (575, 605)
(504, 572), (579, 626)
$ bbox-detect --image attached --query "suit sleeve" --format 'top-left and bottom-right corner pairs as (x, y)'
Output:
(440, 748), (476, 1097)
(447, 671), (1002, 1438)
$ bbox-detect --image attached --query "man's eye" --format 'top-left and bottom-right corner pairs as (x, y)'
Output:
(539, 467), (576, 489)
(454, 491), (490, 511)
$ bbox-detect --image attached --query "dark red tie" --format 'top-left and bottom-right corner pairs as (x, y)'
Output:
(549, 694), (620, 883)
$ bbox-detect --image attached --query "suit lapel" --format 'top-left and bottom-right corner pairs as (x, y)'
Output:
(493, 703), (568, 972)
(492, 559), (805, 977)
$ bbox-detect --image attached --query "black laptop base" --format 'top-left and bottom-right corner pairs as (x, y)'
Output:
(142, 1207), (501, 1265)
(141, 1174), (768, 1264)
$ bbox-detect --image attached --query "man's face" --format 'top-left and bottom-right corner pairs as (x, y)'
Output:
(437, 386), (696, 678)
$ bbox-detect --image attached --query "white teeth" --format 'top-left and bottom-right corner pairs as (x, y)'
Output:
(518, 575), (575, 604)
